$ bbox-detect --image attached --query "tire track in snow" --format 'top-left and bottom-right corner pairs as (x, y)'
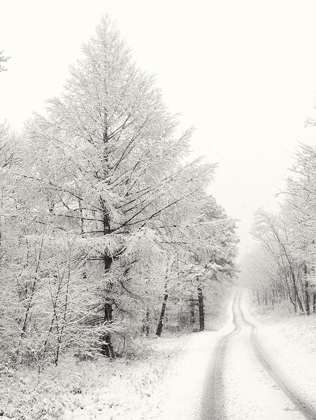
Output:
(201, 292), (239, 420)
(239, 290), (316, 420)
(202, 289), (316, 420)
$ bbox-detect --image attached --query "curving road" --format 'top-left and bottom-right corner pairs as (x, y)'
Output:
(202, 289), (316, 420)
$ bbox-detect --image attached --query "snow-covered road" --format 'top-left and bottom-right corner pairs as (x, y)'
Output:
(63, 290), (316, 419)
(158, 289), (316, 420)
(217, 291), (314, 420)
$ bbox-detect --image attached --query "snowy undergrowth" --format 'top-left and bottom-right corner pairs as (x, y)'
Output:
(0, 336), (189, 420)
(0, 293), (233, 420)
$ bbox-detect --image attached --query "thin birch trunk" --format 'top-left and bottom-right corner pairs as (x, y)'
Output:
(198, 287), (205, 331)
(156, 292), (168, 337)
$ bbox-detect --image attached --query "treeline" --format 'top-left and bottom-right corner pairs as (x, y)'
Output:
(0, 16), (238, 366)
(243, 139), (316, 315)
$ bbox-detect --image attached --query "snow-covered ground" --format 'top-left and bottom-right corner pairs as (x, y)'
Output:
(62, 302), (236, 420)
(59, 289), (316, 420)
(5, 290), (316, 419)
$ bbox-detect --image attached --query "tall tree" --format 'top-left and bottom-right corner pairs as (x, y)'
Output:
(21, 15), (215, 355)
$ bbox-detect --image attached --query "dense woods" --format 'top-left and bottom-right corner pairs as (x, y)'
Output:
(242, 140), (316, 315)
(0, 17), (238, 366)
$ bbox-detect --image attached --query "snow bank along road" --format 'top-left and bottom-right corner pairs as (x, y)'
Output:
(202, 290), (316, 420)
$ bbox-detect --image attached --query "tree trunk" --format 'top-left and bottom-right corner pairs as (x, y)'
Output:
(284, 276), (297, 312)
(271, 291), (275, 309)
(293, 291), (297, 313)
(190, 297), (196, 325)
(198, 287), (205, 331)
(290, 269), (304, 313)
(156, 292), (168, 337)
(100, 301), (115, 358)
(256, 290), (261, 306)
(100, 252), (115, 358)
(143, 307), (150, 337)
(264, 292), (268, 306)
(156, 259), (174, 337)
(297, 291), (305, 313)
(313, 293), (316, 314)
(305, 280), (310, 315)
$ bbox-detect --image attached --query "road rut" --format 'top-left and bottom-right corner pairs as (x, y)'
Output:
(202, 289), (316, 419)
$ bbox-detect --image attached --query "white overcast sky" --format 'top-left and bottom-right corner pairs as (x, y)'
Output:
(1, 0), (316, 258)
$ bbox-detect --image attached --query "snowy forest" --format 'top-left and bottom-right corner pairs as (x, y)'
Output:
(0, 17), (239, 368)
(5, 6), (316, 420)
(242, 140), (316, 315)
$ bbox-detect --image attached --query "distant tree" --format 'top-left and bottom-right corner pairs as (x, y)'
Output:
(250, 209), (305, 313)
(0, 122), (14, 169)
(0, 51), (9, 72)
(245, 115), (316, 316)
(245, 141), (316, 316)
(241, 244), (289, 308)
(185, 198), (238, 331)
(280, 144), (316, 313)
(154, 195), (238, 334)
